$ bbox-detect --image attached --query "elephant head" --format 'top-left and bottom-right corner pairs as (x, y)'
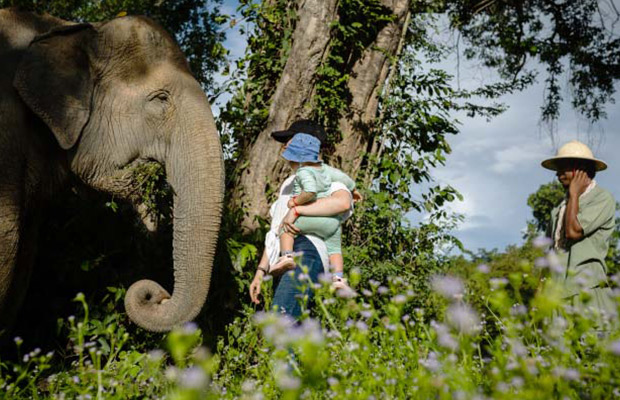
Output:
(13, 17), (224, 332)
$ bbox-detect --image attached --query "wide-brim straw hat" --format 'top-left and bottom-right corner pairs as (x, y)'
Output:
(541, 140), (607, 171)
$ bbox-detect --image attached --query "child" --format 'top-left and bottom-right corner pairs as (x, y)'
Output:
(269, 133), (355, 282)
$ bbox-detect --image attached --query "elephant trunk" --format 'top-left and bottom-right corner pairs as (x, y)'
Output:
(124, 102), (224, 332)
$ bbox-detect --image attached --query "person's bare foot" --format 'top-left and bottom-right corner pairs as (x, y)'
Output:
(269, 254), (296, 276)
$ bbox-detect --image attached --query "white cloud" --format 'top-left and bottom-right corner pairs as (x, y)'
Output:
(490, 143), (548, 174)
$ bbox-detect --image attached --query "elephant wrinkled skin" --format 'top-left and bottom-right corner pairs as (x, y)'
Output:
(0, 9), (224, 332)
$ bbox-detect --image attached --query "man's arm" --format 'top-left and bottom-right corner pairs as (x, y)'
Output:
(564, 194), (584, 241)
(565, 170), (590, 241)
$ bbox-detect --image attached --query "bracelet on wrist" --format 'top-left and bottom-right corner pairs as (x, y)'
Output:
(293, 207), (299, 217)
(257, 266), (268, 275)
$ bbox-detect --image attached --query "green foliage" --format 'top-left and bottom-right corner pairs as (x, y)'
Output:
(341, 10), (529, 305)
(218, 0), (297, 167)
(526, 180), (565, 234)
(312, 0), (395, 143)
(0, 0), (229, 94)
(133, 162), (173, 222)
(226, 238), (258, 275)
(1, 290), (169, 398)
(449, 241), (546, 336)
(446, 0), (620, 123)
(3, 256), (620, 398)
(3, 2), (620, 398)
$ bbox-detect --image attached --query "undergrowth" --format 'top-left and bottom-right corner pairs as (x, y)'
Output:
(2, 239), (620, 399)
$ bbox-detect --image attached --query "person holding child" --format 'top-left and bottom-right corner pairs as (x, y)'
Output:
(269, 132), (355, 283)
(249, 120), (361, 318)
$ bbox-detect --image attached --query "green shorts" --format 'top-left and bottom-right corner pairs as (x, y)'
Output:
(293, 216), (342, 255)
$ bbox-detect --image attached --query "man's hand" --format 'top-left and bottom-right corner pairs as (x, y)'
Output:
(280, 208), (301, 235)
(352, 189), (363, 203)
(569, 170), (591, 198)
(249, 270), (264, 304)
(287, 198), (296, 208)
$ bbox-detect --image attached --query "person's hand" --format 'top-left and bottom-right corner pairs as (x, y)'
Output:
(352, 189), (363, 203)
(287, 197), (296, 208)
(249, 270), (264, 304)
(280, 208), (301, 235)
(569, 170), (591, 198)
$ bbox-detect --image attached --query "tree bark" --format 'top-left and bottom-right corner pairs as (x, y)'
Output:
(236, 0), (411, 231)
(236, 0), (338, 231)
(331, 0), (410, 179)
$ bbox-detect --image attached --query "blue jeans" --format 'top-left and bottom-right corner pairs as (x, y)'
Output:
(272, 235), (323, 319)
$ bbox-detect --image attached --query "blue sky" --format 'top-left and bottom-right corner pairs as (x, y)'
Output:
(431, 76), (620, 252)
(216, 0), (620, 252)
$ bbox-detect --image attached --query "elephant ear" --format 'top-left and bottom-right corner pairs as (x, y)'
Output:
(14, 24), (96, 150)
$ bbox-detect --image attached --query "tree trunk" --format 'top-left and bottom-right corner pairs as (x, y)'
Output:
(236, 0), (411, 231)
(236, 0), (338, 231)
(331, 0), (410, 179)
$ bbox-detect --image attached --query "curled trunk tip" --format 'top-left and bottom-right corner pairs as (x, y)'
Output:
(125, 279), (191, 332)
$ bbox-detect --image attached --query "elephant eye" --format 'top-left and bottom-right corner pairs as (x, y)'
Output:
(149, 91), (170, 102)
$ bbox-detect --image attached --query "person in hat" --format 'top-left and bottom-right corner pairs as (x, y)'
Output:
(269, 132), (356, 280)
(542, 140), (617, 324)
(249, 120), (361, 316)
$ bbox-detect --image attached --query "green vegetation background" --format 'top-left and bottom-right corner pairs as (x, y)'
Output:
(1, 0), (620, 398)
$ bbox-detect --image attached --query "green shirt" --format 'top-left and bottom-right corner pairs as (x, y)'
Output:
(293, 164), (356, 198)
(549, 185), (616, 292)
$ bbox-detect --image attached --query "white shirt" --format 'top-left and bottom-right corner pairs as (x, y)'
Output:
(265, 175), (353, 272)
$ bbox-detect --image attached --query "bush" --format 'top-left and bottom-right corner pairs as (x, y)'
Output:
(2, 249), (620, 399)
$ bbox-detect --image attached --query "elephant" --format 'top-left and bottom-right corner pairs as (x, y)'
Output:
(0, 9), (224, 332)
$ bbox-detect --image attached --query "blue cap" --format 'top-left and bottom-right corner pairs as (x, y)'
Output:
(281, 133), (321, 163)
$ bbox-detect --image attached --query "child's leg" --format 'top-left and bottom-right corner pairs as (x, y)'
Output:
(326, 229), (349, 290)
(328, 254), (344, 275)
(279, 231), (295, 255)
(325, 226), (343, 277)
(293, 216), (340, 239)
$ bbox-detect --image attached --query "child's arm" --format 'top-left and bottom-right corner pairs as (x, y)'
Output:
(288, 168), (318, 207)
(291, 191), (316, 206)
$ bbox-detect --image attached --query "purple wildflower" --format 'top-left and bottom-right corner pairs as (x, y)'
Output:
(180, 367), (207, 389)
(532, 236), (552, 248)
(534, 257), (549, 268)
(355, 321), (368, 332)
(608, 340), (620, 355)
(182, 322), (198, 334)
(431, 275), (464, 299)
(477, 264), (490, 274)
(392, 294), (407, 304)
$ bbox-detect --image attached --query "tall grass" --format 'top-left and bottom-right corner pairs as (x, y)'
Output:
(1, 245), (619, 399)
